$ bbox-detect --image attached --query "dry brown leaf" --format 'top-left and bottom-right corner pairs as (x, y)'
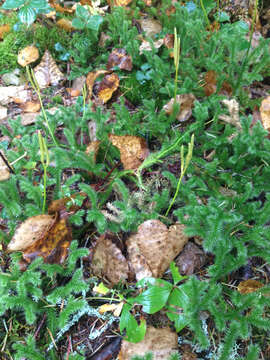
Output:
(204, 70), (232, 97)
(219, 99), (241, 130)
(56, 18), (75, 32)
(119, 326), (178, 360)
(238, 279), (264, 294)
(260, 95), (270, 131)
(163, 33), (174, 54)
(175, 242), (206, 275)
(91, 234), (129, 285)
(48, 192), (88, 215)
(107, 48), (132, 71)
(8, 214), (72, 264)
(0, 106), (7, 122)
(139, 39), (163, 54)
(138, 18), (162, 38)
(33, 50), (64, 89)
(108, 0), (132, 6)
(0, 151), (10, 181)
(49, 0), (74, 13)
(0, 86), (31, 105)
(97, 73), (119, 103)
(127, 220), (189, 280)
(0, 24), (10, 40)
(17, 45), (39, 67)
(86, 140), (101, 162)
(98, 303), (123, 315)
(20, 101), (41, 113)
(163, 94), (196, 122)
(86, 69), (108, 99)
(80, 0), (92, 5)
(109, 134), (149, 170)
(66, 88), (81, 97)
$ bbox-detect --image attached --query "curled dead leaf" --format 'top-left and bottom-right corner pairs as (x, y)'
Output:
(139, 39), (163, 54)
(175, 242), (206, 275)
(127, 220), (189, 280)
(20, 101), (41, 113)
(119, 326), (178, 360)
(34, 50), (64, 89)
(91, 234), (129, 285)
(138, 18), (162, 39)
(56, 18), (75, 32)
(109, 134), (149, 170)
(163, 94), (196, 122)
(204, 70), (232, 97)
(86, 69), (108, 100)
(107, 48), (132, 71)
(8, 214), (72, 265)
(238, 279), (264, 294)
(260, 95), (270, 131)
(18, 45), (39, 67)
(0, 24), (10, 40)
(97, 73), (119, 103)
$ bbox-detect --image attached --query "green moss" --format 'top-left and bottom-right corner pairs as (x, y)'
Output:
(0, 16), (70, 73)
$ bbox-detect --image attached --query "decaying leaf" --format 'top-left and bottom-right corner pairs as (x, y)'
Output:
(91, 234), (129, 285)
(139, 39), (163, 54)
(108, 0), (132, 6)
(107, 48), (132, 71)
(204, 70), (232, 97)
(127, 220), (189, 280)
(0, 86), (31, 105)
(20, 101), (41, 113)
(238, 279), (264, 294)
(109, 134), (149, 170)
(49, 0), (74, 13)
(8, 214), (72, 265)
(138, 18), (162, 38)
(97, 73), (119, 103)
(219, 99), (241, 130)
(119, 326), (178, 360)
(99, 302), (124, 316)
(17, 45), (39, 67)
(86, 140), (101, 162)
(56, 18), (75, 32)
(163, 94), (196, 122)
(86, 69), (108, 99)
(33, 50), (64, 89)
(0, 24), (10, 40)
(163, 33), (174, 57)
(260, 95), (270, 131)
(175, 242), (206, 275)
(0, 151), (10, 181)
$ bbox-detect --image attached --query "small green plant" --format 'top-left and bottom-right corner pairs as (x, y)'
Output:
(173, 27), (181, 102)
(37, 131), (49, 213)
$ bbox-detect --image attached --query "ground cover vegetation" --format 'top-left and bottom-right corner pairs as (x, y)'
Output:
(0, 0), (270, 359)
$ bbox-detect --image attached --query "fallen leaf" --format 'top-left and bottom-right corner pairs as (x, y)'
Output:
(99, 302), (123, 315)
(18, 45), (39, 67)
(204, 70), (232, 96)
(109, 134), (149, 170)
(0, 106), (7, 122)
(33, 50), (65, 89)
(86, 140), (101, 162)
(0, 151), (10, 181)
(138, 18), (162, 38)
(86, 69), (108, 100)
(108, 0), (132, 6)
(175, 242), (206, 275)
(97, 73), (119, 103)
(91, 234), (129, 285)
(20, 101), (41, 113)
(56, 18), (75, 32)
(119, 326), (178, 360)
(107, 48), (132, 71)
(163, 94), (196, 122)
(219, 99), (241, 130)
(238, 279), (264, 294)
(260, 95), (270, 131)
(0, 86), (31, 105)
(49, 0), (74, 13)
(139, 39), (164, 54)
(127, 220), (189, 280)
(8, 214), (72, 265)
(163, 33), (174, 57)
(0, 24), (10, 40)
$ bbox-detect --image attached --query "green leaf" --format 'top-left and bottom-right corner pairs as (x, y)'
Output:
(2, 0), (24, 9)
(18, 5), (37, 26)
(134, 279), (173, 314)
(120, 303), (146, 343)
(86, 15), (103, 32)
(170, 262), (187, 285)
(72, 18), (85, 30)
